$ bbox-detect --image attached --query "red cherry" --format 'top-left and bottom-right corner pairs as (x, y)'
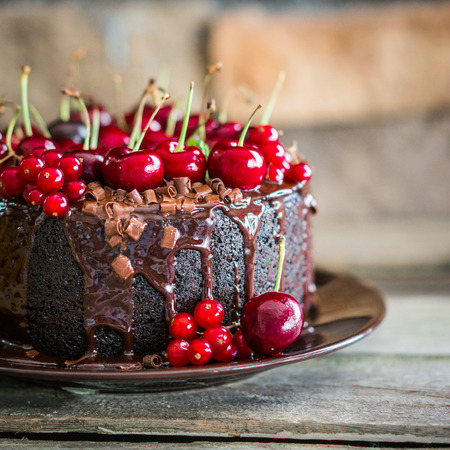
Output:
(258, 142), (287, 166)
(48, 119), (87, 145)
(0, 166), (26, 196)
(203, 325), (232, 356)
(285, 162), (312, 184)
(233, 330), (252, 359)
(155, 140), (206, 183)
(24, 185), (45, 206)
(41, 149), (63, 167)
(18, 155), (45, 182)
(102, 146), (164, 191)
(246, 125), (279, 146)
(214, 342), (238, 362)
(62, 179), (87, 201)
(241, 292), (304, 356)
(187, 338), (213, 366)
(37, 167), (65, 193)
(97, 125), (130, 150)
(0, 141), (13, 170)
(66, 149), (104, 184)
(141, 130), (172, 150)
(207, 146), (266, 190)
(208, 121), (243, 145)
(166, 339), (190, 367)
(59, 155), (83, 180)
(169, 312), (197, 341)
(15, 135), (59, 157)
(42, 192), (69, 218)
(194, 299), (225, 329)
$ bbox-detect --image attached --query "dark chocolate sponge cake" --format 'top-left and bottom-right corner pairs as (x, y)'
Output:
(0, 178), (316, 365)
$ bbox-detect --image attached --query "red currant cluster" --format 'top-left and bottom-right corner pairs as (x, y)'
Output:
(0, 149), (86, 218)
(166, 299), (252, 367)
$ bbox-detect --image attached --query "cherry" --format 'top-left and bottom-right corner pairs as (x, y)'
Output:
(37, 167), (65, 193)
(166, 339), (190, 367)
(265, 164), (286, 184)
(102, 146), (164, 192)
(125, 104), (171, 131)
(233, 330), (252, 359)
(214, 342), (238, 363)
(0, 141), (12, 170)
(59, 155), (83, 180)
(187, 338), (213, 366)
(168, 312), (197, 341)
(42, 192), (69, 218)
(246, 125), (279, 146)
(141, 130), (171, 150)
(0, 166), (26, 196)
(47, 119), (87, 146)
(24, 185), (45, 206)
(18, 155), (45, 182)
(203, 325), (233, 356)
(97, 125), (130, 151)
(67, 149), (104, 184)
(15, 135), (59, 158)
(194, 299), (225, 329)
(285, 162), (312, 184)
(62, 179), (87, 201)
(41, 149), (63, 167)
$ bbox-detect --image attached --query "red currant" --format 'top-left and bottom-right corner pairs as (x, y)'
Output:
(41, 149), (63, 167)
(23, 184), (45, 206)
(37, 167), (65, 193)
(62, 179), (87, 201)
(18, 155), (45, 182)
(286, 162), (312, 183)
(59, 155), (83, 180)
(266, 164), (285, 184)
(43, 192), (69, 218)
(169, 312), (197, 341)
(203, 325), (232, 356)
(214, 342), (238, 362)
(194, 299), (225, 329)
(166, 339), (190, 367)
(0, 167), (26, 196)
(233, 330), (252, 359)
(187, 338), (213, 366)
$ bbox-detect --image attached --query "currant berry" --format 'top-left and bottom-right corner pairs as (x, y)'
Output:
(59, 155), (83, 180)
(18, 155), (45, 182)
(166, 339), (190, 367)
(203, 325), (232, 356)
(194, 299), (225, 329)
(23, 184), (45, 206)
(265, 164), (285, 184)
(187, 338), (213, 366)
(37, 167), (65, 193)
(41, 149), (63, 167)
(233, 330), (252, 359)
(42, 192), (69, 218)
(0, 167), (26, 196)
(214, 342), (238, 363)
(285, 162), (312, 183)
(169, 312), (197, 341)
(62, 179), (87, 201)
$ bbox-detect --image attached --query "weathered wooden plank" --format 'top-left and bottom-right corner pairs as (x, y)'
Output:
(0, 354), (448, 444)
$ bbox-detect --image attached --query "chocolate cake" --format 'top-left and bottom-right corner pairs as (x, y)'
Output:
(0, 178), (316, 366)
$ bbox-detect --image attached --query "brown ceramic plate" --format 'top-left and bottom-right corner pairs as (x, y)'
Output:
(0, 270), (385, 393)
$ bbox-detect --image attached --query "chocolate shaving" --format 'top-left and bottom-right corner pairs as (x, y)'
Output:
(119, 362), (143, 371)
(81, 201), (109, 220)
(104, 217), (123, 237)
(204, 194), (220, 203)
(161, 225), (180, 249)
(86, 182), (106, 202)
(173, 177), (191, 195)
(142, 189), (157, 205)
(108, 235), (122, 248)
(224, 188), (243, 203)
(192, 182), (203, 190)
(25, 349), (40, 359)
(108, 202), (135, 220)
(124, 216), (147, 241)
(64, 354), (87, 366)
(206, 178), (225, 194)
(142, 354), (163, 368)
(182, 198), (196, 213)
(184, 192), (198, 200)
(193, 184), (213, 197)
(125, 189), (144, 206)
(115, 189), (127, 202)
(155, 185), (177, 199)
(218, 187), (232, 200)
(111, 254), (134, 280)
(174, 197), (183, 211)
(160, 201), (176, 215)
(103, 186), (115, 200)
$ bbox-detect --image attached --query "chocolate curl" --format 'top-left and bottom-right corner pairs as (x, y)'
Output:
(142, 189), (157, 205)
(218, 186), (232, 200)
(161, 225), (180, 249)
(155, 185), (177, 199)
(104, 217), (123, 237)
(111, 254), (134, 280)
(224, 188), (243, 204)
(126, 189), (144, 206)
(174, 196), (183, 211)
(119, 362), (143, 371)
(182, 198), (196, 213)
(160, 201), (176, 216)
(108, 235), (122, 248)
(103, 186), (115, 200)
(115, 189), (127, 202)
(86, 182), (106, 202)
(184, 192), (199, 200)
(124, 216), (147, 241)
(206, 178), (225, 194)
(192, 182), (203, 190)
(142, 354), (163, 368)
(173, 177), (192, 195)
(107, 202), (135, 220)
(193, 184), (213, 198)
(204, 194), (220, 203)
(25, 349), (40, 359)
(64, 354), (87, 366)
(81, 201), (109, 220)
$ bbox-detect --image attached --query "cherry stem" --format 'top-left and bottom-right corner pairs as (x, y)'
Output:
(187, 99), (216, 142)
(133, 93), (170, 152)
(60, 88), (91, 150)
(59, 96), (71, 122)
(129, 80), (156, 149)
(260, 71), (286, 126)
(90, 107), (100, 149)
(165, 100), (181, 137)
(113, 74), (127, 131)
(0, 106), (21, 164)
(274, 236), (286, 293)
(199, 62), (222, 140)
(29, 104), (51, 138)
(238, 104), (262, 147)
(20, 66), (33, 137)
(175, 82), (194, 153)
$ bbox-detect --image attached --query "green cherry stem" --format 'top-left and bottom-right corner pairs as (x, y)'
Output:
(29, 104), (51, 138)
(274, 236), (286, 293)
(174, 82), (194, 153)
(90, 107), (100, 149)
(237, 104), (262, 147)
(0, 106), (21, 164)
(199, 62), (222, 140)
(20, 66), (33, 137)
(260, 71), (286, 126)
(165, 100), (181, 137)
(133, 93), (170, 152)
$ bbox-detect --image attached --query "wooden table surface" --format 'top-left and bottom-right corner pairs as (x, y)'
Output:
(0, 275), (449, 449)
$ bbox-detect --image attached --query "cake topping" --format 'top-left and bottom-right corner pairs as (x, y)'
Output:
(104, 217), (122, 237)
(161, 225), (180, 249)
(173, 176), (191, 195)
(86, 181), (106, 202)
(111, 254), (134, 280)
(124, 216), (147, 241)
(125, 189), (143, 206)
(142, 189), (157, 205)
